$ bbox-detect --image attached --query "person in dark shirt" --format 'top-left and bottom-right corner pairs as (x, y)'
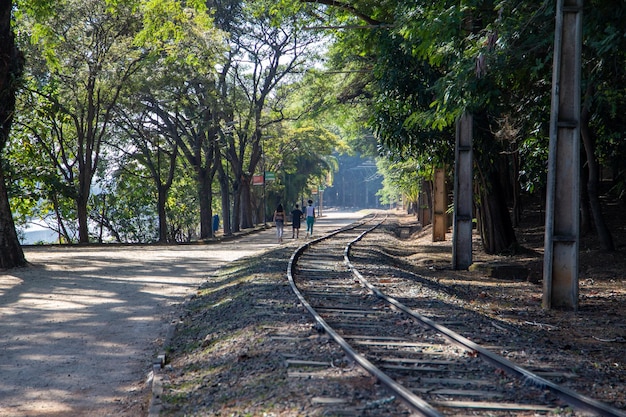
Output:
(290, 204), (303, 239)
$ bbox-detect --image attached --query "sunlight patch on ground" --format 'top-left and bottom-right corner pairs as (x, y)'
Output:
(16, 293), (119, 311)
(0, 275), (23, 297)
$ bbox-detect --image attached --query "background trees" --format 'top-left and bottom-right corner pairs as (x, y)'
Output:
(15, 0), (143, 243)
(5, 0), (341, 247)
(215, 3), (323, 230)
(133, 0), (226, 240)
(292, 0), (626, 255)
(1, 0), (626, 267)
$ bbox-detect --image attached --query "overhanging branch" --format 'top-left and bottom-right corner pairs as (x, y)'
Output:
(301, 0), (383, 26)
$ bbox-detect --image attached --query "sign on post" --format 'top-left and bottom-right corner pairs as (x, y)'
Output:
(252, 175), (264, 186)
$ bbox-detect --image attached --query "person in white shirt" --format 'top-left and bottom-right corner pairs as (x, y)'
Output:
(305, 199), (316, 237)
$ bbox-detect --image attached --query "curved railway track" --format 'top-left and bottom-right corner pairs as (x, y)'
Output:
(287, 215), (626, 417)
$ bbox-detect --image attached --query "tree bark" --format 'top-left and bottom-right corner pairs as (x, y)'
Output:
(217, 159), (232, 236)
(156, 145), (178, 243)
(475, 167), (517, 254)
(511, 148), (522, 227)
(239, 173), (254, 229)
(473, 113), (517, 254)
(157, 186), (168, 243)
(0, 167), (26, 269)
(196, 166), (213, 240)
(77, 177), (91, 243)
(0, 0), (26, 269)
(580, 83), (614, 251)
(232, 175), (242, 233)
(580, 151), (592, 234)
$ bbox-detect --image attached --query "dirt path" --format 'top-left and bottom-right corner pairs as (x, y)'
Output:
(0, 212), (362, 417)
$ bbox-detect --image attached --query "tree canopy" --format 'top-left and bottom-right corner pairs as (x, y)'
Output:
(1, 0), (625, 267)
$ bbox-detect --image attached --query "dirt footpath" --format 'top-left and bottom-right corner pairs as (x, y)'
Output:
(0, 234), (280, 416)
(0, 212), (362, 417)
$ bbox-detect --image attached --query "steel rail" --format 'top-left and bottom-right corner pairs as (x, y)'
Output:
(287, 215), (444, 417)
(344, 231), (626, 417)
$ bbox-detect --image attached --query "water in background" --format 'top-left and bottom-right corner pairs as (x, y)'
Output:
(19, 225), (59, 245)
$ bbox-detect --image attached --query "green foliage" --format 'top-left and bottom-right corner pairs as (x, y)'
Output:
(376, 158), (424, 207)
(135, 0), (224, 68)
(280, 67), (375, 156)
(262, 124), (341, 206)
(9, 0), (626, 246)
(92, 168), (159, 243)
(166, 171), (201, 242)
(10, 0), (228, 243)
(310, 0), (559, 201)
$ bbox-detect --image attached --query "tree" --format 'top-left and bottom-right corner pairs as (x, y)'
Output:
(214, 1), (322, 230)
(574, 0), (626, 251)
(16, 0), (143, 243)
(263, 124), (341, 212)
(6, 113), (79, 243)
(297, 1), (548, 253)
(377, 157), (426, 212)
(91, 165), (160, 243)
(110, 0), (223, 242)
(12, 0), (224, 243)
(0, 0), (26, 268)
(110, 104), (179, 243)
(135, 0), (225, 239)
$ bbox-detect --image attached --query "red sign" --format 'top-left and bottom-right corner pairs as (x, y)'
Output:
(252, 175), (264, 185)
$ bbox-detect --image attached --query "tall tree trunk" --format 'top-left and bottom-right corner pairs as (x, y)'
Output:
(581, 83), (614, 251)
(511, 148), (522, 227)
(580, 151), (592, 234)
(239, 173), (254, 229)
(156, 146), (178, 244)
(0, 167), (25, 269)
(157, 186), (168, 243)
(474, 113), (517, 254)
(196, 166), (213, 240)
(0, 1), (26, 268)
(76, 74), (98, 244)
(217, 160), (232, 236)
(77, 185), (90, 243)
(232, 176), (242, 233)
(475, 167), (517, 254)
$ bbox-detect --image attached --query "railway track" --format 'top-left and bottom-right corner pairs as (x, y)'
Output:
(287, 215), (626, 416)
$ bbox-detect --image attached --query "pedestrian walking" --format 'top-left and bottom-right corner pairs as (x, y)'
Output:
(290, 204), (304, 238)
(305, 199), (315, 237)
(273, 203), (286, 243)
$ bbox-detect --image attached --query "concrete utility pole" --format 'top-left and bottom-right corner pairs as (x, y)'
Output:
(432, 168), (446, 242)
(543, 0), (583, 310)
(452, 113), (473, 270)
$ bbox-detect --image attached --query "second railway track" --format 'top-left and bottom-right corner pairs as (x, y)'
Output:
(287, 215), (626, 417)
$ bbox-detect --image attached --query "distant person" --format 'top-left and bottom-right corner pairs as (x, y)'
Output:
(290, 204), (304, 239)
(305, 199), (316, 237)
(273, 203), (286, 243)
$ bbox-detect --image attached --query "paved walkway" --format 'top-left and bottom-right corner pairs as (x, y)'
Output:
(0, 210), (365, 416)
